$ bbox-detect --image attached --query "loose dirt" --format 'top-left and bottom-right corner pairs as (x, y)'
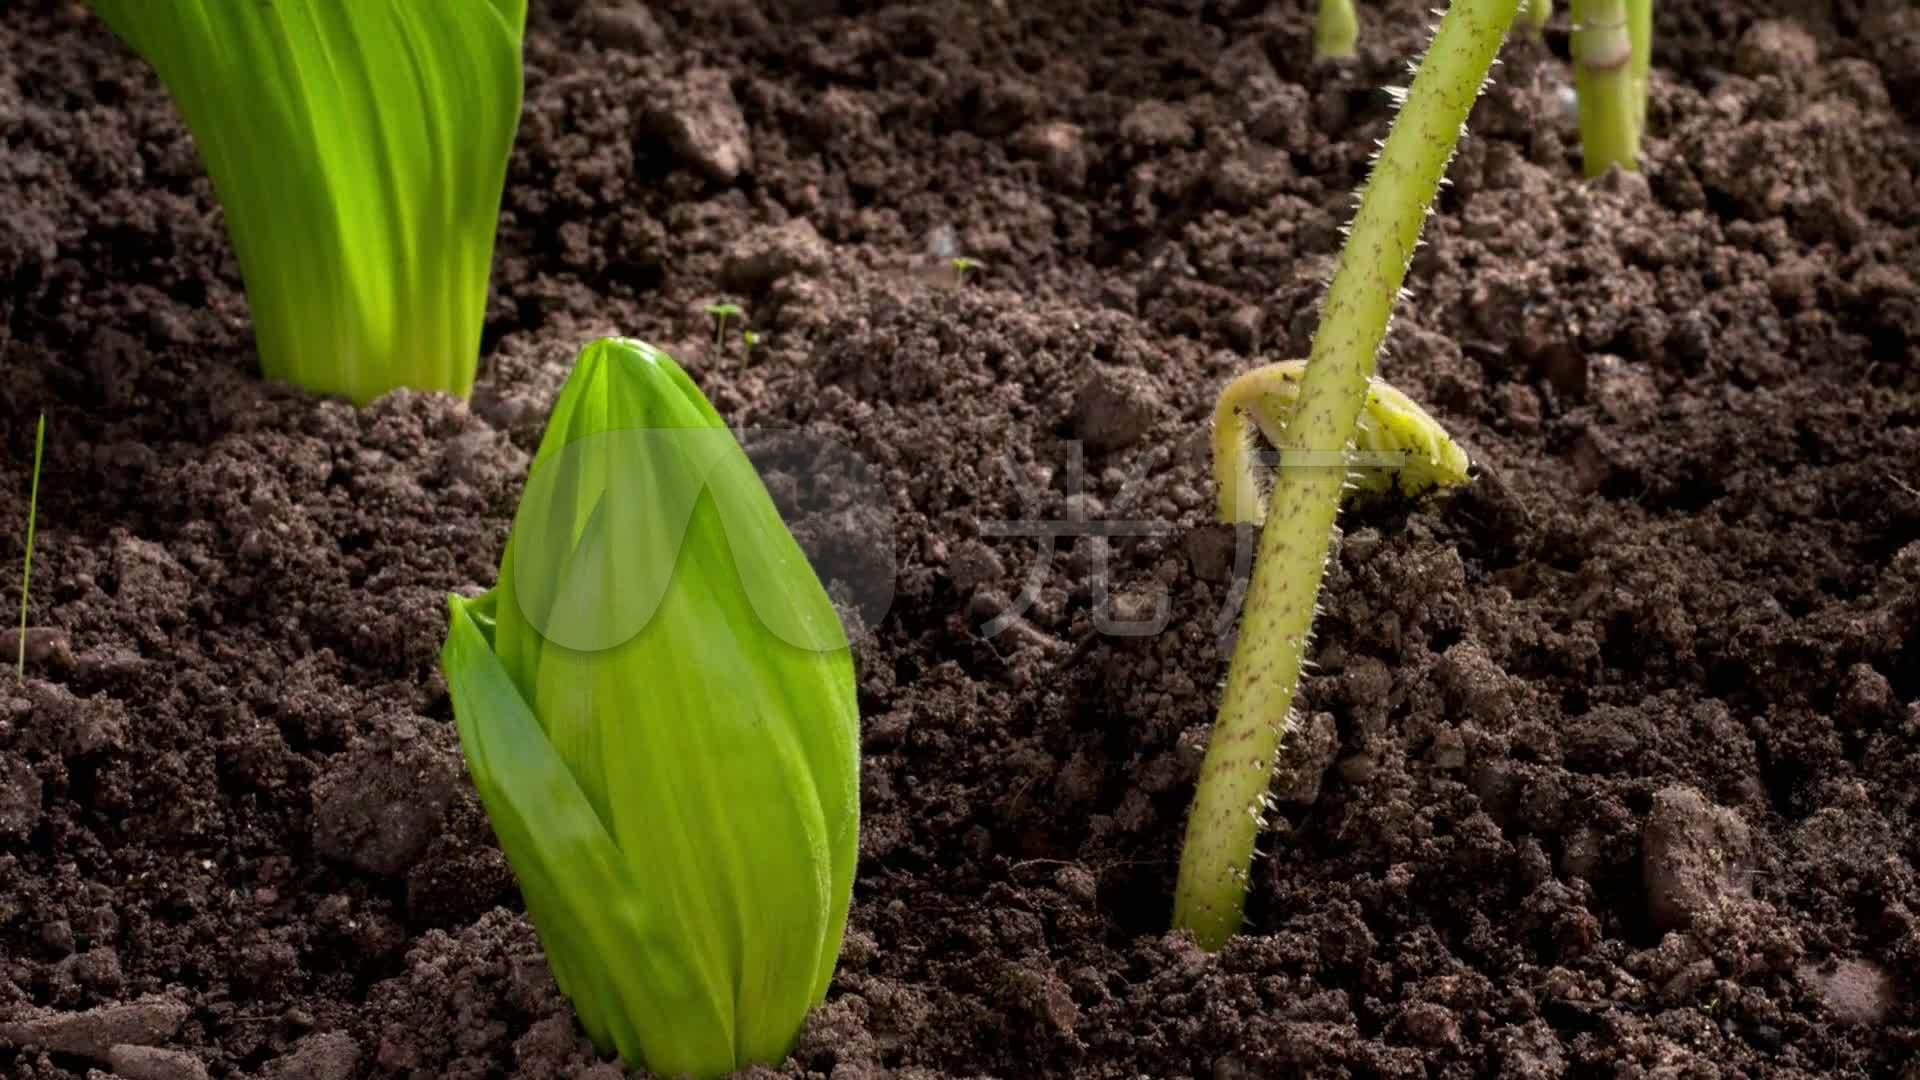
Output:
(2, 0), (1916, 1076)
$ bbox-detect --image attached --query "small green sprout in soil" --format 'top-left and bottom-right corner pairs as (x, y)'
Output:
(743, 328), (763, 349)
(950, 256), (985, 286)
(1570, 0), (1651, 174)
(1172, 0), (1516, 953)
(705, 301), (745, 350)
(1523, 0), (1552, 35)
(1316, 0), (1360, 59)
(87, 0), (527, 405)
(16, 414), (44, 683)
(441, 338), (859, 1079)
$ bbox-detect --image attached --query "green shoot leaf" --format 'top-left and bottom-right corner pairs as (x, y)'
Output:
(1316, 0), (1360, 59)
(704, 302), (744, 350)
(88, 0), (528, 405)
(949, 256), (985, 286)
(442, 339), (859, 1079)
(443, 590), (733, 1068)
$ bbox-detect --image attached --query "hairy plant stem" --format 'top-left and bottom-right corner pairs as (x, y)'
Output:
(1572, 0), (1639, 174)
(1171, 0), (1518, 953)
(1315, 0), (1359, 59)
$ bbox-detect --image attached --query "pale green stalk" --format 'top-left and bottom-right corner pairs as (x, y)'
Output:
(17, 415), (43, 683)
(1316, 0), (1359, 59)
(1172, 0), (1518, 953)
(1627, 0), (1651, 132)
(1571, 0), (1639, 174)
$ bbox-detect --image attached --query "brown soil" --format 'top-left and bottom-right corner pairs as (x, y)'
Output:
(3, 0), (1919, 1077)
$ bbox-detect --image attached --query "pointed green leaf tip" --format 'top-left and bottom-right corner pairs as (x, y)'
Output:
(440, 339), (860, 1079)
(88, 0), (527, 405)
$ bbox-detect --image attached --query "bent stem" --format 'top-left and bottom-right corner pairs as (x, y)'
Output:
(1172, 0), (1517, 953)
(1316, 0), (1359, 59)
(1212, 361), (1473, 528)
(1571, 0), (1639, 174)
(1211, 367), (1303, 527)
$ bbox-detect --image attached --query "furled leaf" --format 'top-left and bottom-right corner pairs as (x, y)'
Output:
(442, 339), (859, 1078)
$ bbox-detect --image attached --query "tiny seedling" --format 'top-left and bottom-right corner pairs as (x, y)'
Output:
(1523, 0), (1552, 34)
(16, 414), (44, 683)
(1172, 0), (1516, 953)
(742, 329), (763, 349)
(442, 338), (858, 1080)
(87, 0), (527, 405)
(1317, 0), (1360, 59)
(949, 256), (985, 287)
(1570, 0), (1652, 175)
(704, 302), (744, 351)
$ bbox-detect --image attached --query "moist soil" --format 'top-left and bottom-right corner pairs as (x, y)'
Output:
(2, 0), (1919, 1077)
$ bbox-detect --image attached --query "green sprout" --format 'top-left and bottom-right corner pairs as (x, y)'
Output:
(1316, 0), (1360, 59)
(743, 329), (763, 350)
(704, 302), (744, 351)
(1628, 0), (1652, 133)
(1172, 0), (1515, 952)
(440, 338), (859, 1079)
(1570, 0), (1650, 175)
(1522, 0), (1552, 35)
(87, 1), (528, 405)
(949, 256), (985, 287)
(16, 414), (44, 684)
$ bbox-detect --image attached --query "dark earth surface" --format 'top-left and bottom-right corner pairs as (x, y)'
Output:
(3, 0), (1919, 1076)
